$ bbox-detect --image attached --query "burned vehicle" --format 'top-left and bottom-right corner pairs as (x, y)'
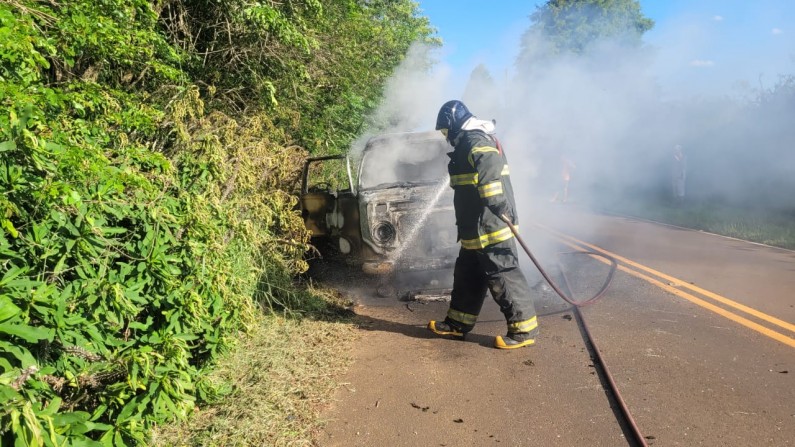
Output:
(299, 131), (458, 286)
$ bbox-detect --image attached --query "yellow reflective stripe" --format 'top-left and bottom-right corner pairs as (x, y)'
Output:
(478, 181), (503, 198)
(450, 172), (478, 186)
(447, 309), (478, 325)
(508, 316), (538, 333)
(460, 227), (514, 250)
(460, 239), (483, 250)
(479, 181), (501, 191)
(485, 227), (514, 246)
(468, 146), (499, 167)
(501, 165), (510, 176)
(471, 146), (499, 154)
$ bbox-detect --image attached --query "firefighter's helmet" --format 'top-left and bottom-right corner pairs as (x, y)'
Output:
(435, 100), (472, 140)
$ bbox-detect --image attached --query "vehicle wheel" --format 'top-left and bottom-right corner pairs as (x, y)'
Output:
(308, 237), (339, 260)
(376, 281), (396, 298)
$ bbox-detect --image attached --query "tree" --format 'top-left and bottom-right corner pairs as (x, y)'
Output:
(507, 0), (656, 204)
(156, 0), (435, 154)
(462, 64), (502, 121)
(0, 0), (436, 444)
(296, 0), (437, 152)
(517, 0), (654, 66)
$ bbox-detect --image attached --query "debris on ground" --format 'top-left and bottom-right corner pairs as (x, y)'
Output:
(410, 402), (430, 412)
(403, 289), (452, 303)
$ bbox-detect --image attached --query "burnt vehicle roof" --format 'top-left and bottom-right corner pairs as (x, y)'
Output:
(363, 130), (446, 149)
(358, 131), (450, 191)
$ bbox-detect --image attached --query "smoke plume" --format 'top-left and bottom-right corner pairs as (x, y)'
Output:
(357, 5), (795, 213)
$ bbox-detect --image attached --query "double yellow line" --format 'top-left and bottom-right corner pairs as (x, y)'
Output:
(536, 223), (795, 349)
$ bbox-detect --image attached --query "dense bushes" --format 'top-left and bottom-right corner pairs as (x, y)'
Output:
(0, 1), (433, 445)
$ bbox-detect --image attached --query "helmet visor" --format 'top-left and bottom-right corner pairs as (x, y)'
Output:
(440, 128), (448, 137)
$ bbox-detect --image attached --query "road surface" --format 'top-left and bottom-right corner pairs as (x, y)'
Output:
(314, 205), (794, 446)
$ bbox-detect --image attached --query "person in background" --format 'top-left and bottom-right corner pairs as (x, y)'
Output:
(427, 100), (539, 349)
(672, 144), (687, 205)
(551, 155), (576, 203)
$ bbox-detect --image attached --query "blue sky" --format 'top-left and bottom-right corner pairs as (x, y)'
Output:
(416, 0), (795, 96)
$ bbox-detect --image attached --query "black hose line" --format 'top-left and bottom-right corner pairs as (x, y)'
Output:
(500, 215), (649, 447)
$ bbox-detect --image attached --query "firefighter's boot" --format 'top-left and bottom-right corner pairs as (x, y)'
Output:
(428, 320), (466, 340)
(494, 332), (535, 349)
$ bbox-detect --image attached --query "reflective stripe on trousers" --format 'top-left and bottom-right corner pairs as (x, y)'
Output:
(446, 239), (538, 334)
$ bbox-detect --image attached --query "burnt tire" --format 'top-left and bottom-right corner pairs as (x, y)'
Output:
(376, 282), (396, 298)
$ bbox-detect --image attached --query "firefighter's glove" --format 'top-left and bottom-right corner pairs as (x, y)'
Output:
(488, 201), (512, 223)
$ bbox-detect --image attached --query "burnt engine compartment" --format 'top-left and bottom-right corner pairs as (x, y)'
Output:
(359, 184), (457, 270)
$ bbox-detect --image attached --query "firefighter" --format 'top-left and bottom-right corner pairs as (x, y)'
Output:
(428, 100), (539, 349)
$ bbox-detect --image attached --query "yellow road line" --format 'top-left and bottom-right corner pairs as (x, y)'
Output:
(538, 223), (795, 333)
(537, 224), (795, 349)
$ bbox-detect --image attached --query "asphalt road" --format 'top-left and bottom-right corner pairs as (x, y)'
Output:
(315, 206), (794, 447)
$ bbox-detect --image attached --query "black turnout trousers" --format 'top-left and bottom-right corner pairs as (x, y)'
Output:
(446, 238), (538, 335)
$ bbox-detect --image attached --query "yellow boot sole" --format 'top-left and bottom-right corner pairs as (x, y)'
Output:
(494, 335), (536, 349)
(428, 320), (465, 339)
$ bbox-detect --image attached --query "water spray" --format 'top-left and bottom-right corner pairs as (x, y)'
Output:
(373, 175), (451, 297)
(388, 174), (451, 263)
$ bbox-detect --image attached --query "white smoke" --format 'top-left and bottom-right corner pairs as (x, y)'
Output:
(352, 3), (795, 226)
(348, 42), (452, 165)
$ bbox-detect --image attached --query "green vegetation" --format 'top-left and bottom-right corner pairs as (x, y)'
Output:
(0, 0), (433, 445)
(150, 287), (357, 447)
(519, 0), (653, 62)
(602, 198), (795, 250)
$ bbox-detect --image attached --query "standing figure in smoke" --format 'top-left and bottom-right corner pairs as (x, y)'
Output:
(551, 154), (576, 203)
(672, 144), (686, 205)
(428, 100), (539, 349)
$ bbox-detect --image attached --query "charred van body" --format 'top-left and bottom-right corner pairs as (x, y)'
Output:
(299, 131), (458, 277)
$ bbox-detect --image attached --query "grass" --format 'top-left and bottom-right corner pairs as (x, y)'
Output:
(149, 286), (358, 447)
(601, 196), (795, 250)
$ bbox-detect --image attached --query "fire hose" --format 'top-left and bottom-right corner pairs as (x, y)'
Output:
(500, 214), (650, 447)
